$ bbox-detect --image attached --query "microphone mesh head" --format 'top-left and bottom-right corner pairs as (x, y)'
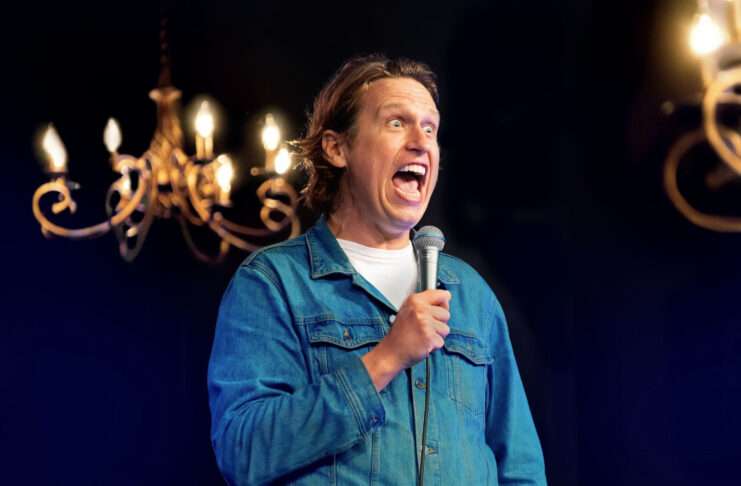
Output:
(413, 225), (445, 252)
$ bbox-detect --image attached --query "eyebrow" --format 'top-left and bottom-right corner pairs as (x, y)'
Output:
(377, 102), (440, 119)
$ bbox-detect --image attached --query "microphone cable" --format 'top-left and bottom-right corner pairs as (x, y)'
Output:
(418, 355), (431, 486)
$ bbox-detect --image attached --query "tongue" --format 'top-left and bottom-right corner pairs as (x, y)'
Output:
(392, 172), (419, 193)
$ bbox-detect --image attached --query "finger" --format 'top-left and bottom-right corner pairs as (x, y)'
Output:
(428, 305), (450, 323)
(434, 322), (450, 339)
(428, 320), (450, 341)
(420, 289), (452, 307)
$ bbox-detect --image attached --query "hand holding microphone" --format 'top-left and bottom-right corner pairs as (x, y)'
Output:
(361, 227), (450, 391)
(384, 288), (451, 367)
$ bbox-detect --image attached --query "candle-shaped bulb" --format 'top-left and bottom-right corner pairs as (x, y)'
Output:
(216, 155), (234, 193)
(262, 114), (280, 151)
(121, 171), (131, 193)
(691, 13), (725, 55)
(103, 117), (122, 153)
(275, 147), (291, 174)
(195, 101), (215, 138)
(42, 123), (67, 172)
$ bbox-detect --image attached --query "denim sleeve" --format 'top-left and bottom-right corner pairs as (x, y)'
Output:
(208, 265), (386, 486)
(485, 295), (547, 485)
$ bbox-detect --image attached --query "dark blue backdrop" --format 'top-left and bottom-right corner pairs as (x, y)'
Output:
(2, 1), (740, 484)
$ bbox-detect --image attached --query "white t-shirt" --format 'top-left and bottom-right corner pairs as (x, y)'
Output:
(336, 238), (418, 311)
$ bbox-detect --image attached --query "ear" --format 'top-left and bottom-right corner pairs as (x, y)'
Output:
(322, 130), (347, 168)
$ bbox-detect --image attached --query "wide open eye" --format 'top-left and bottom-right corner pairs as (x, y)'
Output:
(388, 119), (402, 128)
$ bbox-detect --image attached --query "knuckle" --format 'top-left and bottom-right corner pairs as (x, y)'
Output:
(421, 325), (434, 339)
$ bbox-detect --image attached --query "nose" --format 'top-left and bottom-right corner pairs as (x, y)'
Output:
(406, 124), (432, 154)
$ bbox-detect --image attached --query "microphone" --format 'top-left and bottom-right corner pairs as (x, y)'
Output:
(413, 226), (446, 291)
(412, 225), (445, 486)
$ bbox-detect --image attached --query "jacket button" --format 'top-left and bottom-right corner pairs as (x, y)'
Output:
(415, 378), (426, 389)
(389, 315), (396, 324)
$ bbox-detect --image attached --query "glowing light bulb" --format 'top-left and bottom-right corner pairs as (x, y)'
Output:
(195, 101), (215, 138)
(216, 155), (233, 192)
(275, 147), (291, 174)
(262, 114), (280, 151)
(103, 118), (122, 153)
(42, 123), (67, 172)
(121, 171), (131, 193)
(691, 13), (725, 55)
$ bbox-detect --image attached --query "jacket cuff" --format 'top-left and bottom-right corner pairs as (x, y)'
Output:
(334, 357), (386, 437)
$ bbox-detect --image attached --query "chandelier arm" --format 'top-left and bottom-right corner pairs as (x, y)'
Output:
(206, 219), (263, 252)
(258, 199), (298, 233)
(32, 160), (150, 240)
(119, 210), (154, 262)
(214, 179), (301, 239)
(177, 214), (230, 263)
(183, 162), (290, 237)
(105, 159), (154, 239)
(174, 191), (208, 227)
(181, 162), (267, 251)
(178, 155), (302, 252)
(703, 67), (741, 176)
(116, 170), (159, 262)
(184, 162), (217, 222)
(668, 91), (741, 111)
(217, 215), (295, 236)
(112, 154), (143, 174)
(664, 128), (741, 232)
(170, 154), (208, 227)
(256, 178), (300, 236)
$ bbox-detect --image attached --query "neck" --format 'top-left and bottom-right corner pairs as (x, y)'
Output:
(326, 212), (411, 250)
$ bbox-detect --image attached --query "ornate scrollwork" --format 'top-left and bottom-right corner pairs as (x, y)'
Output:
(664, 68), (741, 232)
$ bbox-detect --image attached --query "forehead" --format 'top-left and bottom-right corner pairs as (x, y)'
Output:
(362, 78), (439, 120)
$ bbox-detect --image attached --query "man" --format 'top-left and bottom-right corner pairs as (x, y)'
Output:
(208, 54), (546, 485)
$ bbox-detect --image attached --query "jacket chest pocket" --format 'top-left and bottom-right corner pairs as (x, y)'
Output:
(443, 331), (494, 416)
(306, 319), (386, 376)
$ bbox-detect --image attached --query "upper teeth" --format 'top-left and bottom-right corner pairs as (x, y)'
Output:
(399, 164), (426, 176)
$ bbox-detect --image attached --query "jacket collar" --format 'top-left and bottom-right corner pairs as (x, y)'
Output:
(306, 215), (460, 285)
(306, 215), (357, 279)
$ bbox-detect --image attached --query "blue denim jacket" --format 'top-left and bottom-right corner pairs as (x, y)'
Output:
(208, 217), (546, 485)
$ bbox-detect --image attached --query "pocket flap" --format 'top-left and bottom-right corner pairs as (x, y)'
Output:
(443, 331), (493, 365)
(307, 320), (385, 349)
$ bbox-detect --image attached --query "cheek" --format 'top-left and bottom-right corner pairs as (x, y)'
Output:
(429, 163), (440, 191)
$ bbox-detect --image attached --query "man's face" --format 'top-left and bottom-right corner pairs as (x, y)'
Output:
(335, 77), (440, 240)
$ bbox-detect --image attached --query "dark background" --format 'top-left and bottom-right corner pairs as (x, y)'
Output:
(2, 0), (740, 484)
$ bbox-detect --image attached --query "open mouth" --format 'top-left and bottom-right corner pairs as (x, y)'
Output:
(392, 163), (426, 201)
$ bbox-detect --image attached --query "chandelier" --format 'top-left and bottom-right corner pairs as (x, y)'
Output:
(664, 0), (741, 231)
(32, 25), (300, 262)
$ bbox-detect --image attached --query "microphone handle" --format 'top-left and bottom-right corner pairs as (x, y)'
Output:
(418, 249), (439, 291)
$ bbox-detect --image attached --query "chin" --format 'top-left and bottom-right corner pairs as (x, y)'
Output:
(392, 209), (426, 231)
